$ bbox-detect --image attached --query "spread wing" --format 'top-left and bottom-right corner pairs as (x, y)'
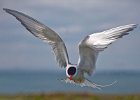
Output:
(77, 24), (137, 76)
(3, 8), (70, 67)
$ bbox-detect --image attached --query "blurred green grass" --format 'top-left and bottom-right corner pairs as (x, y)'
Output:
(0, 93), (140, 100)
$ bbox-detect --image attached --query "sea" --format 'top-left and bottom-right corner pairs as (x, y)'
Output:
(0, 70), (140, 95)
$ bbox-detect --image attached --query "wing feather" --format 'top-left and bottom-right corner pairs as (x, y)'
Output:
(77, 24), (137, 76)
(3, 8), (70, 67)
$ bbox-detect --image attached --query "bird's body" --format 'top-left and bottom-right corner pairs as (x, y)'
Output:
(3, 8), (137, 89)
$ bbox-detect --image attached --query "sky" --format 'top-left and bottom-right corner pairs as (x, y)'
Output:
(0, 0), (140, 71)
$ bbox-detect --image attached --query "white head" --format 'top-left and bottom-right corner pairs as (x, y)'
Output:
(66, 64), (77, 80)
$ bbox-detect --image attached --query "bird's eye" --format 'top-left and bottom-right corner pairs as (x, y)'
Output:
(67, 67), (76, 75)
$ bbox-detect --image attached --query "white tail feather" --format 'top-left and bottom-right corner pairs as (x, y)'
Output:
(60, 78), (117, 90)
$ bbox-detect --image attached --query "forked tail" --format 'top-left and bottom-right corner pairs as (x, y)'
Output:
(61, 78), (117, 90)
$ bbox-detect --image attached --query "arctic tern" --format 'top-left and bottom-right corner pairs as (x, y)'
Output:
(3, 8), (137, 89)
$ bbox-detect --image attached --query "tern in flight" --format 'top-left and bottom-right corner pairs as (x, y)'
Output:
(3, 8), (137, 89)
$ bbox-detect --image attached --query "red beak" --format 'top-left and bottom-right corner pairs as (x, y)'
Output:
(69, 75), (72, 80)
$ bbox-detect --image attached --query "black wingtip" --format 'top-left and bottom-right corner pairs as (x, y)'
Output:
(3, 8), (11, 13)
(131, 24), (138, 29)
(3, 8), (8, 11)
(3, 8), (16, 14)
(135, 24), (138, 28)
(3, 8), (6, 10)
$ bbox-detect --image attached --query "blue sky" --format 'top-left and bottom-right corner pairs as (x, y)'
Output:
(0, 0), (140, 71)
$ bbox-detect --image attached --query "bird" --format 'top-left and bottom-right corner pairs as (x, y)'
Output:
(3, 8), (137, 89)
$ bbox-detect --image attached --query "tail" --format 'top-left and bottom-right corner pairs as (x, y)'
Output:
(78, 78), (117, 90)
(60, 78), (117, 90)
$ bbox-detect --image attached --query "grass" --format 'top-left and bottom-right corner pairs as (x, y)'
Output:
(0, 92), (140, 100)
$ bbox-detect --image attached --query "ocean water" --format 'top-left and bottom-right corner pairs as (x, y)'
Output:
(0, 70), (140, 95)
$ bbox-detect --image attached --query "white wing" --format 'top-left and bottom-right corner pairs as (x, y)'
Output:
(77, 24), (137, 76)
(3, 8), (70, 67)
